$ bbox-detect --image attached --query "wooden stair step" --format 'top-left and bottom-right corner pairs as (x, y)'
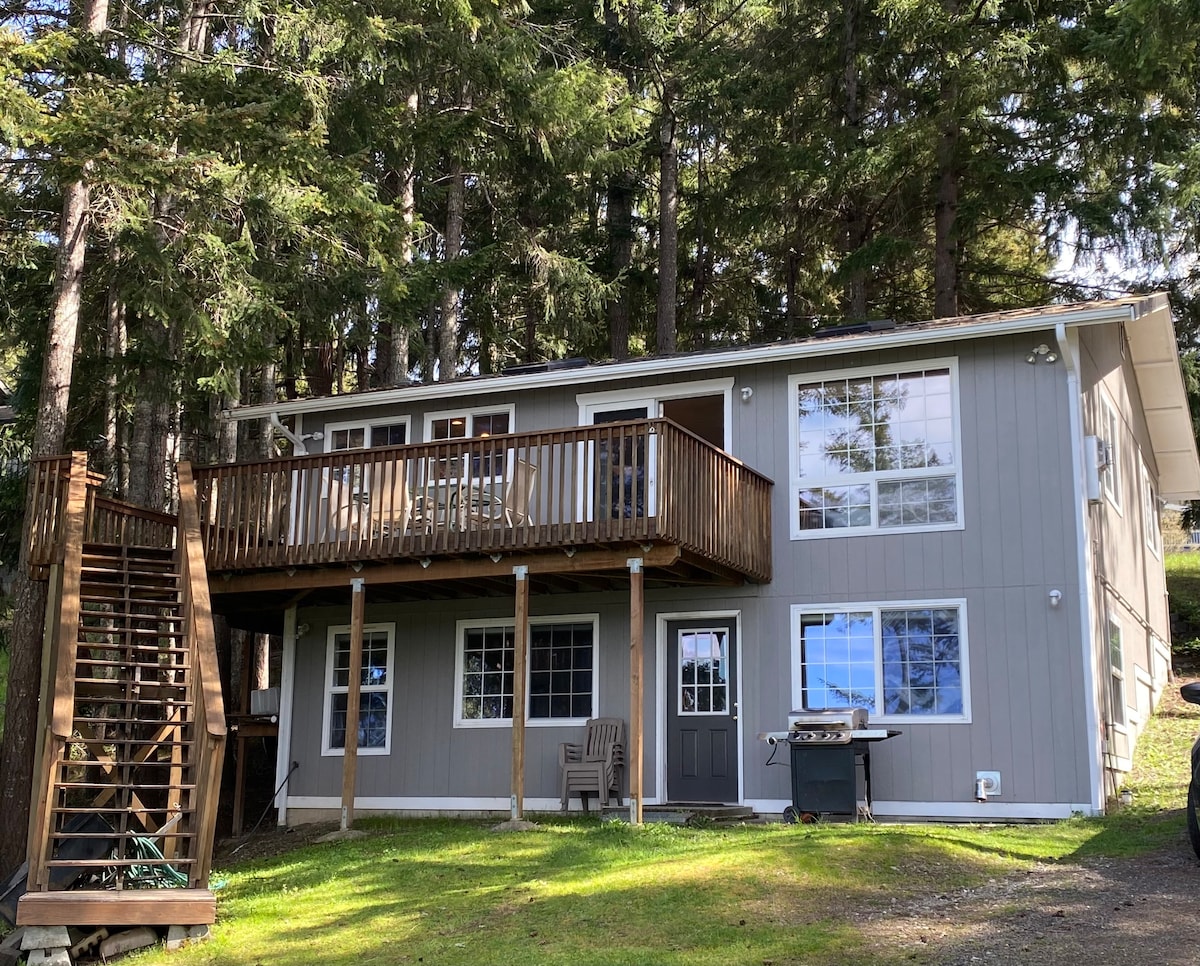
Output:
(44, 857), (197, 868)
(52, 780), (198, 791)
(17, 889), (217, 926)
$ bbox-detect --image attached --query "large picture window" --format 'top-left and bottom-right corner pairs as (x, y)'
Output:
(791, 602), (969, 722)
(323, 624), (395, 755)
(455, 616), (597, 726)
(788, 362), (961, 537)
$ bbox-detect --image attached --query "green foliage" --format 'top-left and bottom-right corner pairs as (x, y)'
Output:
(1166, 553), (1200, 669)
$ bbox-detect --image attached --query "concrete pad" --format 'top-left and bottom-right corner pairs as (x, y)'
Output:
(99, 926), (158, 959)
(315, 829), (368, 844)
(27, 949), (71, 966)
(21, 926), (70, 951)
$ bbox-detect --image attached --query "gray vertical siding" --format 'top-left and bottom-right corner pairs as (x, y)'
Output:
(284, 328), (1113, 814)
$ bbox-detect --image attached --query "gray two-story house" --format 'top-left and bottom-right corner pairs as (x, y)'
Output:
(200, 293), (1199, 824)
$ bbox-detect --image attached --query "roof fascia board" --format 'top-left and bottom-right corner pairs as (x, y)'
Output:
(226, 303), (1139, 422)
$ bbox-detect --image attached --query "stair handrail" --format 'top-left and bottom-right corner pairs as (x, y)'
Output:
(176, 460), (227, 885)
(25, 452), (91, 892)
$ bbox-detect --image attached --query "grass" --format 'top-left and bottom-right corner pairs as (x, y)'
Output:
(123, 685), (1200, 966)
(1166, 551), (1200, 669)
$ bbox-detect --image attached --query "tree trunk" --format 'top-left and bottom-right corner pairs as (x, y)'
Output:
(0, 0), (110, 881)
(437, 156), (465, 381)
(841, 0), (868, 320)
(607, 172), (634, 360)
(933, 12), (960, 321)
(656, 87), (679, 355)
(378, 89), (418, 388)
(933, 120), (960, 318)
(103, 246), (126, 494)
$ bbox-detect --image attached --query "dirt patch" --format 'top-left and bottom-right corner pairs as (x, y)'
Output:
(856, 842), (1200, 965)
(212, 821), (341, 865)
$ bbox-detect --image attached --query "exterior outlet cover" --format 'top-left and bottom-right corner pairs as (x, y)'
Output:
(976, 770), (1001, 796)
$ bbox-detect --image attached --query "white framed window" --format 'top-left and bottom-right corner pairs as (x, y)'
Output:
(424, 406), (515, 481)
(326, 417), (411, 453)
(424, 406), (514, 443)
(787, 361), (963, 538)
(1100, 397), (1121, 511)
(1107, 613), (1126, 729)
(677, 627), (731, 715)
(791, 600), (969, 723)
(1141, 461), (1161, 557)
(454, 614), (598, 727)
(322, 623), (395, 756)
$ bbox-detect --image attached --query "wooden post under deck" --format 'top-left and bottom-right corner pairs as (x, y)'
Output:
(510, 566), (529, 820)
(340, 577), (365, 831)
(628, 557), (644, 825)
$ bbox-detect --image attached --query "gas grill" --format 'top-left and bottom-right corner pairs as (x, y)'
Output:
(758, 709), (899, 821)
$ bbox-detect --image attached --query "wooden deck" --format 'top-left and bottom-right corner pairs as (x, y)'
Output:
(181, 418), (773, 585)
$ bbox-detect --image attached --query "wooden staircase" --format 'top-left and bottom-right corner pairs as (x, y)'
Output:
(17, 454), (225, 927)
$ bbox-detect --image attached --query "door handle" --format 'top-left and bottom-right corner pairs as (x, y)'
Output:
(732, 701), (738, 721)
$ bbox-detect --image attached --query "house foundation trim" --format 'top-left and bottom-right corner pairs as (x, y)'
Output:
(747, 800), (1101, 820)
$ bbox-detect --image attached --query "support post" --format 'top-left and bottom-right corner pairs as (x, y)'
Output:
(628, 557), (644, 826)
(511, 566), (529, 820)
(340, 578), (365, 831)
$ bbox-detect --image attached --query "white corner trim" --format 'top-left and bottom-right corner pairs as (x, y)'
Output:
(276, 606), (299, 825)
(1057, 322), (1104, 815)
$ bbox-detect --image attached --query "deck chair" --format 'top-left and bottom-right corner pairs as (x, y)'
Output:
(366, 459), (422, 536)
(461, 455), (538, 528)
(559, 717), (625, 813)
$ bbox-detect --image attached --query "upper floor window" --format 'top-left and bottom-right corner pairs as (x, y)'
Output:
(427, 408), (512, 441)
(791, 601), (969, 723)
(788, 362), (961, 537)
(1101, 397), (1121, 510)
(327, 420), (409, 452)
(1141, 462), (1160, 557)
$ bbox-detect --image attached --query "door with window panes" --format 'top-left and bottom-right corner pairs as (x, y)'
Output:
(666, 619), (738, 803)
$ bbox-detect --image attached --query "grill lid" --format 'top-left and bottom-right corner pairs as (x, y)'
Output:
(787, 707), (868, 731)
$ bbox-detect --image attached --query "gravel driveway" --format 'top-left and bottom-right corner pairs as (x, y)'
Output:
(857, 835), (1200, 965)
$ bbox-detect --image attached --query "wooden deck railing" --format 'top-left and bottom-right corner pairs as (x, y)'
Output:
(176, 462), (227, 886)
(191, 419), (773, 582)
(26, 456), (174, 573)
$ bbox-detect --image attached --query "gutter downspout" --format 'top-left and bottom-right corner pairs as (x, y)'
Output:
(1056, 322), (1104, 814)
(270, 412), (310, 456)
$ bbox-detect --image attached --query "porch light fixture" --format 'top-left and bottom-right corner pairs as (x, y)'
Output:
(740, 386), (754, 402)
(420, 557), (432, 569)
(490, 553), (503, 563)
(1025, 343), (1058, 365)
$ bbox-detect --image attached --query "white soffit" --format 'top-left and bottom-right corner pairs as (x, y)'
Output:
(1126, 296), (1200, 500)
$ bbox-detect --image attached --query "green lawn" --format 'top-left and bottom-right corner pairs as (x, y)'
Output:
(125, 683), (1200, 966)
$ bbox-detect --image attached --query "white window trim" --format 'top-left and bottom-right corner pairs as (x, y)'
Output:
(786, 358), (965, 540)
(1141, 460), (1161, 558)
(790, 598), (971, 725)
(321, 622), (396, 757)
(453, 613), (600, 729)
(1107, 612), (1126, 728)
(1100, 395), (1122, 514)
(423, 404), (516, 443)
(324, 416), (413, 452)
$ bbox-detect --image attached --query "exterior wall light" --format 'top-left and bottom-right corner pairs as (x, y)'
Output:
(1025, 344), (1058, 364)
